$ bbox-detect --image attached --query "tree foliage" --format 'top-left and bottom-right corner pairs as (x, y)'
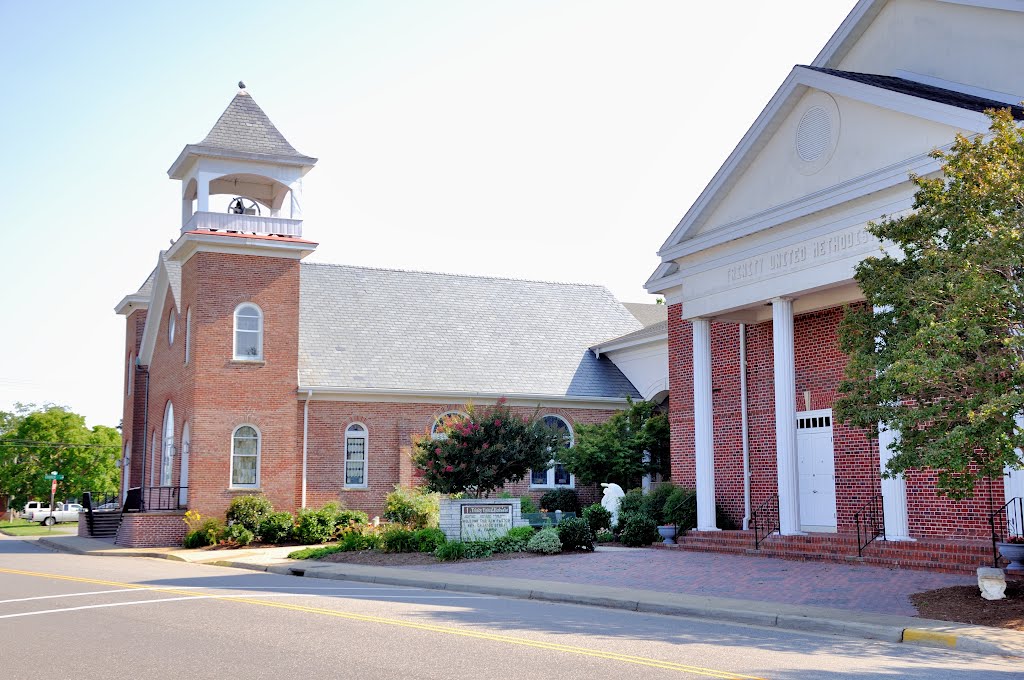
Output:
(558, 399), (669, 489)
(411, 399), (557, 497)
(0, 404), (121, 505)
(835, 108), (1024, 498)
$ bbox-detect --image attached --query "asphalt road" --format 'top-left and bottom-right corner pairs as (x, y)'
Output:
(0, 536), (1019, 679)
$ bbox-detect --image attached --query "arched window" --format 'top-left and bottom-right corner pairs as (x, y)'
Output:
(150, 430), (158, 486)
(233, 304), (263, 360)
(161, 402), (174, 486)
(231, 425), (260, 488)
(168, 309), (176, 346)
(184, 307), (192, 365)
(344, 423), (368, 488)
(180, 423), (190, 505)
(127, 353), (133, 396)
(121, 442), (131, 501)
(530, 415), (575, 488)
(431, 411), (466, 440)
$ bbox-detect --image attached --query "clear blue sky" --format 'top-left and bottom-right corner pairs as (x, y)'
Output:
(0, 0), (858, 428)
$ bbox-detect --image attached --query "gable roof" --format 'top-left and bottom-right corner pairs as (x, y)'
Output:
(805, 67), (1024, 119)
(197, 91), (313, 160)
(298, 264), (643, 400)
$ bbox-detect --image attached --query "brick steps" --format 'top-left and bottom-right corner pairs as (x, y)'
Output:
(656, 529), (995, 574)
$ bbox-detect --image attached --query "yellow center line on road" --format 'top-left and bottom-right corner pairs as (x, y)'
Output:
(0, 567), (766, 680)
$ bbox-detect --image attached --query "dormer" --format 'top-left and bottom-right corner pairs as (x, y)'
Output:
(167, 84), (317, 240)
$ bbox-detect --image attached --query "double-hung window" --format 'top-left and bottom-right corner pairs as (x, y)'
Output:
(233, 304), (263, 360)
(231, 425), (260, 488)
(530, 415), (574, 488)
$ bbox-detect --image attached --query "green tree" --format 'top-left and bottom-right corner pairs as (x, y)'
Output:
(835, 108), (1024, 499)
(412, 399), (556, 497)
(559, 399), (670, 489)
(0, 404), (121, 506)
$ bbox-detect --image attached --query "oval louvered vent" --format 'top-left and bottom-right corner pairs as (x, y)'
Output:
(795, 106), (831, 162)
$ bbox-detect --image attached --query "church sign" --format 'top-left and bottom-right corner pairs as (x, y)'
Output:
(460, 503), (513, 541)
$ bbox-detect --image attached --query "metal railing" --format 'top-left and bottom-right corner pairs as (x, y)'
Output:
(82, 491), (122, 537)
(142, 486), (188, 512)
(990, 496), (1023, 568)
(854, 493), (886, 557)
(751, 494), (780, 550)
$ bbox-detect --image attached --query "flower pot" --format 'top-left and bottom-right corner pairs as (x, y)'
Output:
(657, 525), (676, 545)
(997, 541), (1024, 571)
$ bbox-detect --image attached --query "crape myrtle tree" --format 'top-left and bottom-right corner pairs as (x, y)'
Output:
(412, 398), (558, 497)
(558, 398), (670, 490)
(835, 108), (1024, 499)
(0, 404), (121, 505)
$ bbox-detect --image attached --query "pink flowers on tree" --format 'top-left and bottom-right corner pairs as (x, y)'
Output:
(412, 399), (560, 497)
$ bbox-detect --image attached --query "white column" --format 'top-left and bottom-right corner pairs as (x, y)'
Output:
(878, 424), (913, 540)
(772, 297), (803, 535)
(181, 197), (193, 228)
(1006, 415), (1024, 536)
(692, 318), (719, 531)
(289, 180), (303, 220)
(197, 172), (211, 213)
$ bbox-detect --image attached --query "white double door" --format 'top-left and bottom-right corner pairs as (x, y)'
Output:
(796, 409), (837, 532)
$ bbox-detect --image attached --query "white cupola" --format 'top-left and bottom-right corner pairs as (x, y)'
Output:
(167, 84), (317, 239)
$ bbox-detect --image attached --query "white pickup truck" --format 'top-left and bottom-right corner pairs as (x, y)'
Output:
(30, 503), (82, 526)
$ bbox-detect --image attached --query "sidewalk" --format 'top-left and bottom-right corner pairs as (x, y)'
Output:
(36, 535), (1024, 659)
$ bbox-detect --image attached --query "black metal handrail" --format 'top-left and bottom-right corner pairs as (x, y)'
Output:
(142, 486), (188, 512)
(990, 496), (1023, 568)
(82, 491), (121, 536)
(751, 494), (779, 550)
(854, 493), (886, 557)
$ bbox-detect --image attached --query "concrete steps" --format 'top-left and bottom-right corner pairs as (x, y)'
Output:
(658, 529), (995, 574)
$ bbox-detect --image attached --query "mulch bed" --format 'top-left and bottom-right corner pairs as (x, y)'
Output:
(911, 580), (1024, 631)
(317, 549), (544, 567)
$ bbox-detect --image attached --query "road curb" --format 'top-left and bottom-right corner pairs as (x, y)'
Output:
(31, 537), (1023, 659)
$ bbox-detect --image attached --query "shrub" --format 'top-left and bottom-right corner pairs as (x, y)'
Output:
(434, 541), (467, 562)
(557, 517), (594, 552)
(384, 486), (440, 529)
(336, 527), (375, 552)
(618, 512), (659, 547)
(258, 511), (295, 544)
(662, 488), (697, 532)
(182, 515), (223, 549)
(539, 488), (581, 514)
(412, 527), (446, 553)
(225, 494), (274, 534)
(336, 509), (370, 528)
(288, 545), (344, 560)
(643, 483), (677, 525)
(295, 505), (339, 544)
(595, 529), (615, 543)
(500, 492), (538, 515)
(222, 523), (254, 547)
(617, 489), (646, 518)
(380, 527), (418, 553)
(492, 526), (534, 554)
(463, 541), (494, 559)
(527, 527), (562, 554)
(582, 503), (612, 533)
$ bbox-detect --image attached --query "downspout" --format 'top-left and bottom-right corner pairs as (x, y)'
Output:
(740, 324), (751, 530)
(301, 389), (312, 509)
(139, 364), (150, 511)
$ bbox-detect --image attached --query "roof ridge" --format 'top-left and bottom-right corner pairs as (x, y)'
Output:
(300, 260), (613, 290)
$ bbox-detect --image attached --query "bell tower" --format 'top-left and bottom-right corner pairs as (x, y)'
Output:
(167, 83), (317, 244)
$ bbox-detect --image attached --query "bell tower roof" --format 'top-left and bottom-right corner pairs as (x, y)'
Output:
(168, 86), (316, 179)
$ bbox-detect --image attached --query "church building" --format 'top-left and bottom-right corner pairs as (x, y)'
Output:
(646, 0), (1024, 571)
(109, 88), (660, 547)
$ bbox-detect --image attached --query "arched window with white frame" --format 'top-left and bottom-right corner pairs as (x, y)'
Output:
(530, 414), (575, 488)
(231, 424), (260, 488)
(344, 423), (368, 488)
(161, 402), (174, 486)
(168, 309), (176, 346)
(430, 411), (466, 440)
(233, 303), (263, 360)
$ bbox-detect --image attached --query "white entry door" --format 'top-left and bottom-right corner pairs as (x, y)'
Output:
(797, 409), (837, 532)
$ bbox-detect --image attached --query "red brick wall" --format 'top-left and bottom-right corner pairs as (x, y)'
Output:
(667, 303), (998, 538)
(115, 512), (186, 547)
(122, 309), (148, 490)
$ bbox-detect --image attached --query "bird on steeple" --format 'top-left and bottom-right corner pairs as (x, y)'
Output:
(238, 80), (246, 90)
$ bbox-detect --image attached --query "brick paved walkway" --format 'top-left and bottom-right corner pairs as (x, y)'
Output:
(415, 547), (976, 616)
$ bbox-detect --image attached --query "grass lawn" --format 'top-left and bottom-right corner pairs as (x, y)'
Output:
(0, 518), (78, 536)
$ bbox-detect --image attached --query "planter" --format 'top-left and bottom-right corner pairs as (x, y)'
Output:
(997, 541), (1024, 571)
(657, 525), (676, 545)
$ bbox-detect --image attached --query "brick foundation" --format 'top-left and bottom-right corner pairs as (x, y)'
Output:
(115, 512), (186, 547)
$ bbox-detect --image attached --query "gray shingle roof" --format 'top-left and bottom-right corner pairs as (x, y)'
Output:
(299, 264), (643, 399)
(622, 302), (667, 328)
(593, 320), (668, 351)
(196, 92), (314, 160)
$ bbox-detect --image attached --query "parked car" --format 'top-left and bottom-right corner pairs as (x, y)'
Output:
(20, 501), (47, 519)
(31, 503), (82, 526)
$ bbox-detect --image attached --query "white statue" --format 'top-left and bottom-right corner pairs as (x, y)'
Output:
(601, 483), (625, 528)
(977, 567), (1007, 601)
